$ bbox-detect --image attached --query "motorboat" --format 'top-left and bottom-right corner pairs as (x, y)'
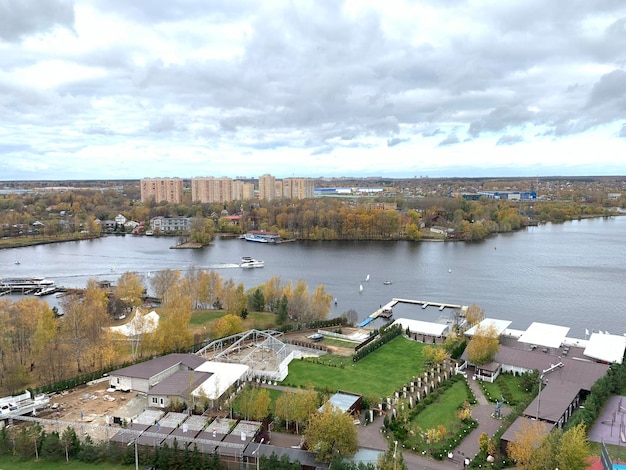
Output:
(240, 257), (264, 268)
(383, 280), (392, 285)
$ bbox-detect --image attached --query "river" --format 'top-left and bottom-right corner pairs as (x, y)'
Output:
(1, 217), (625, 338)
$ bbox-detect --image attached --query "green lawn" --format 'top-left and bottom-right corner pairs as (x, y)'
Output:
(480, 373), (534, 405)
(282, 335), (426, 398)
(410, 380), (468, 431)
(0, 458), (133, 469)
(189, 310), (227, 327)
(318, 337), (360, 349)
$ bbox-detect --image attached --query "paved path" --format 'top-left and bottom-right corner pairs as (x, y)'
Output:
(261, 373), (510, 469)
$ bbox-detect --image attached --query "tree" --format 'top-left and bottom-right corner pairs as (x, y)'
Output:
(422, 345), (449, 365)
(60, 426), (81, 462)
(250, 288), (265, 312)
(60, 279), (114, 373)
(309, 284), (332, 321)
(213, 314), (243, 339)
(507, 419), (550, 470)
(151, 285), (193, 353)
(305, 404), (358, 463)
(465, 304), (485, 326)
(377, 439), (408, 470)
(341, 309), (358, 326)
(555, 423), (590, 470)
(115, 271), (145, 311)
(465, 324), (500, 366)
(150, 269), (181, 305)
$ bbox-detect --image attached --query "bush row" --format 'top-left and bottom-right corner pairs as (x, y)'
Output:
(352, 324), (402, 362)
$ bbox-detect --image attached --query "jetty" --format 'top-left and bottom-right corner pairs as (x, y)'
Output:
(357, 298), (464, 328)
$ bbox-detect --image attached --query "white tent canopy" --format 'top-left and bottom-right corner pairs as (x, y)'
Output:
(584, 333), (626, 364)
(392, 318), (449, 337)
(108, 310), (159, 337)
(517, 322), (570, 349)
(192, 361), (249, 400)
(464, 318), (512, 337)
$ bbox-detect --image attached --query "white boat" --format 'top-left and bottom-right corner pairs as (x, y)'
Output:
(359, 284), (363, 293)
(240, 257), (264, 268)
(0, 277), (55, 289)
(34, 287), (57, 297)
(383, 280), (392, 285)
(244, 230), (280, 243)
(365, 274), (370, 282)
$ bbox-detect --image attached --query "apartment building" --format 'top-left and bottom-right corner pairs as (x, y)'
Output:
(282, 178), (315, 199)
(140, 177), (184, 204)
(258, 174), (277, 201)
(191, 177), (234, 203)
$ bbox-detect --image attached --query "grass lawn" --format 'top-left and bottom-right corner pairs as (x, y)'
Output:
(0, 458), (133, 469)
(409, 380), (469, 432)
(319, 337), (360, 349)
(189, 310), (277, 332)
(480, 373), (534, 405)
(282, 335), (426, 397)
(405, 380), (469, 450)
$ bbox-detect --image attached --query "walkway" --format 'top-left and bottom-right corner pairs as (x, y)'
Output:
(260, 372), (510, 469)
(357, 369), (511, 469)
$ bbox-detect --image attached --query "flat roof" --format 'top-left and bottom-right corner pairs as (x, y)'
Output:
(465, 318), (512, 337)
(517, 322), (570, 349)
(584, 333), (626, 364)
(391, 318), (449, 336)
(320, 392), (361, 413)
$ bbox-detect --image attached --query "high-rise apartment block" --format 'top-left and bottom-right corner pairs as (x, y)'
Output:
(140, 177), (184, 204)
(142, 174), (315, 204)
(191, 177), (234, 203)
(258, 174), (277, 201)
(282, 178), (315, 199)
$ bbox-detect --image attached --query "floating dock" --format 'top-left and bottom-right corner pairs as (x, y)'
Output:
(357, 299), (465, 328)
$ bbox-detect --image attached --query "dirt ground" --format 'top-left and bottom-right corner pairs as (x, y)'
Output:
(286, 326), (368, 357)
(35, 379), (148, 441)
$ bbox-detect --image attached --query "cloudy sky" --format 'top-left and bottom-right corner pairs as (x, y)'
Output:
(2, 0), (626, 181)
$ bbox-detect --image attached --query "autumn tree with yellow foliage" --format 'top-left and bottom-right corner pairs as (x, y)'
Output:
(466, 324), (500, 366)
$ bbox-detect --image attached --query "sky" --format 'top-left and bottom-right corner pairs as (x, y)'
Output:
(1, 0), (626, 181)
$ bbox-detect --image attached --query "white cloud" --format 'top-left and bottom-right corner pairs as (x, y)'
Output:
(1, 0), (626, 180)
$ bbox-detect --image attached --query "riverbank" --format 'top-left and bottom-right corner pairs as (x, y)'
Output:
(0, 233), (99, 250)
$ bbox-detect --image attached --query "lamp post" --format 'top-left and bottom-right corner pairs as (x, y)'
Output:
(394, 440), (398, 470)
(252, 438), (264, 470)
(127, 438), (138, 470)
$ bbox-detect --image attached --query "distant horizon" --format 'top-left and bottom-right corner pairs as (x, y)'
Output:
(2, 173), (625, 184)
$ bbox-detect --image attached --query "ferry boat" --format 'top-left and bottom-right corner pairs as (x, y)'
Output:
(244, 230), (281, 243)
(0, 277), (55, 289)
(239, 257), (264, 268)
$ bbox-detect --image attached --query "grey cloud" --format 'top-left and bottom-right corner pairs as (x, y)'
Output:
(422, 129), (444, 138)
(148, 116), (179, 133)
(0, 0), (74, 41)
(588, 70), (626, 107)
(387, 137), (409, 147)
(496, 134), (524, 146)
(469, 106), (534, 137)
(438, 134), (460, 147)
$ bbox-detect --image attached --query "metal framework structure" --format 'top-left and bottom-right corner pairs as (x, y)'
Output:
(196, 329), (293, 377)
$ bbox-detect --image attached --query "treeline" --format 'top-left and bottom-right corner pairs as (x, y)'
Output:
(1, 184), (618, 243)
(0, 270), (333, 396)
